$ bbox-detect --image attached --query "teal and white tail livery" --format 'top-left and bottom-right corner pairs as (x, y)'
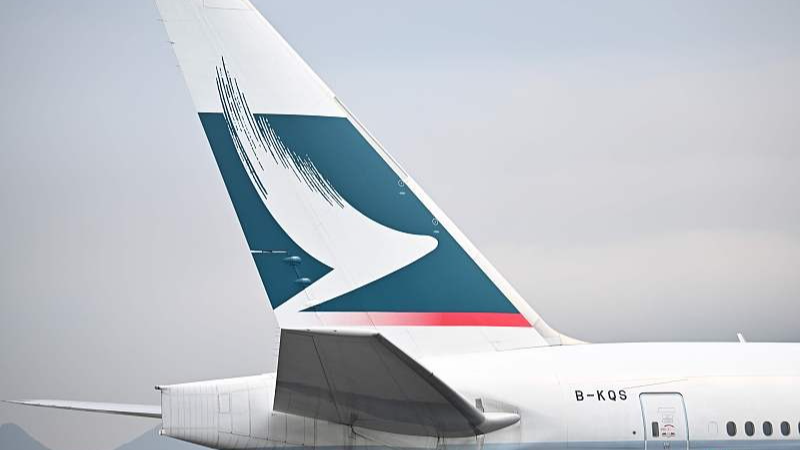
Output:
(156, 0), (574, 354)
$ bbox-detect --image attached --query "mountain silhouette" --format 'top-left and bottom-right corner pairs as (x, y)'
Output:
(0, 424), (50, 450)
(0, 423), (201, 450)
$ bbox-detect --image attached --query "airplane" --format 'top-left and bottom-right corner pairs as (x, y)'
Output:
(6, 1), (800, 450)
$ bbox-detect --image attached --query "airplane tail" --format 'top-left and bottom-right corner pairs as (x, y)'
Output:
(156, 0), (578, 355)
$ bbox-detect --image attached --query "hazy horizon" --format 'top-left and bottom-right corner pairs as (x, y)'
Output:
(1, 1), (799, 450)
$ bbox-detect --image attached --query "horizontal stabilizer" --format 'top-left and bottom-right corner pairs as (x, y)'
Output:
(4, 399), (161, 418)
(275, 329), (519, 437)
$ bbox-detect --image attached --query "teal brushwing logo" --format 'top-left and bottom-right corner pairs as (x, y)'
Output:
(200, 59), (519, 315)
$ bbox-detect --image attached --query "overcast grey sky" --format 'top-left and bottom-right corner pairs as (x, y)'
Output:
(1, 1), (799, 449)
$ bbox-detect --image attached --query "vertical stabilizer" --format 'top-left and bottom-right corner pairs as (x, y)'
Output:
(155, 0), (578, 356)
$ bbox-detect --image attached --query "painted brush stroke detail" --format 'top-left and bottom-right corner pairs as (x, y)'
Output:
(214, 59), (438, 313)
(217, 60), (344, 208)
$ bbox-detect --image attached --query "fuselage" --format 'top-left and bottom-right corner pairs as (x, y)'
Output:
(431, 342), (800, 449)
(157, 342), (800, 450)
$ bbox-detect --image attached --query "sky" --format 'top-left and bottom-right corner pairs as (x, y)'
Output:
(1, 1), (799, 449)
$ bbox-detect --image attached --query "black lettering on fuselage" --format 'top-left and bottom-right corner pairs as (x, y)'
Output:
(574, 389), (629, 402)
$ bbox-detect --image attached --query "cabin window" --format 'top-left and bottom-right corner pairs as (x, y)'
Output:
(780, 421), (790, 436)
(726, 421), (737, 437)
(745, 421), (755, 436)
(763, 421), (773, 436)
(652, 421), (659, 438)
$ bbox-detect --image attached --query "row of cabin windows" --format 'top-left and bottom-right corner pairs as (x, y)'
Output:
(726, 421), (796, 437)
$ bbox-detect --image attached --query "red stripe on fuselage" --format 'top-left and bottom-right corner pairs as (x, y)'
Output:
(317, 312), (531, 327)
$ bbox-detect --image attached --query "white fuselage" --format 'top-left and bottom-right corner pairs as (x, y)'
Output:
(159, 342), (800, 450)
(434, 342), (800, 449)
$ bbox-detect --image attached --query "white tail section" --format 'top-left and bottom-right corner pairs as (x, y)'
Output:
(155, 0), (579, 356)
